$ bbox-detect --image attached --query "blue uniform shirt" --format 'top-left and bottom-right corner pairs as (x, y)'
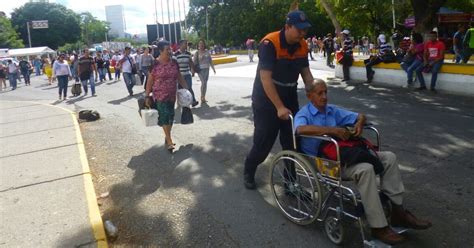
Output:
(294, 103), (358, 156)
(252, 28), (309, 110)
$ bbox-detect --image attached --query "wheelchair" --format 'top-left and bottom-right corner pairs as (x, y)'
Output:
(269, 116), (406, 247)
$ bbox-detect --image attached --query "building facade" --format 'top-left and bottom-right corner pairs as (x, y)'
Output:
(105, 5), (126, 38)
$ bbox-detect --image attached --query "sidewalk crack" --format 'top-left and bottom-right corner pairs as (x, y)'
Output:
(0, 172), (89, 193)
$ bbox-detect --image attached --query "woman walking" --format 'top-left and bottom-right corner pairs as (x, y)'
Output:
(95, 53), (106, 82)
(52, 54), (72, 100)
(193, 39), (216, 103)
(140, 47), (154, 89)
(43, 58), (53, 85)
(145, 41), (189, 153)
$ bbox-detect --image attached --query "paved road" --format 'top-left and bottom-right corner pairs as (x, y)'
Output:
(1, 54), (473, 247)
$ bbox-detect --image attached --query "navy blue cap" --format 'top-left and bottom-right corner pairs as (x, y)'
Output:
(286, 10), (311, 29)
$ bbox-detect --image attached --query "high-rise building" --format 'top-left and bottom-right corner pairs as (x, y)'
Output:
(105, 5), (126, 38)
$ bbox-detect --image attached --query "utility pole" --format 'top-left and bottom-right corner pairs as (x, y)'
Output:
(26, 21), (32, 48)
(155, 0), (160, 39)
(182, 0), (187, 36)
(392, 0), (396, 29)
(178, 0), (183, 39)
(173, 0), (177, 44)
(161, 0), (165, 40)
(167, 0), (172, 42)
(206, 6), (209, 44)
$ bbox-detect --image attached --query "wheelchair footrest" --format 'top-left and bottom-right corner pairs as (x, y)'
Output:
(364, 239), (393, 248)
(363, 227), (409, 248)
(391, 226), (409, 234)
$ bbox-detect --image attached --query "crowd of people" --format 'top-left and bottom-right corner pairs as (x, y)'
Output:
(0, 41), (217, 101)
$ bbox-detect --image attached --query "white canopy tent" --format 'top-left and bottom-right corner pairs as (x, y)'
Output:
(8, 46), (56, 60)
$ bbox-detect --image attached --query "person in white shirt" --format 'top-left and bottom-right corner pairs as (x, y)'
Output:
(111, 51), (122, 80)
(52, 54), (73, 100)
(7, 60), (18, 90)
(118, 47), (137, 96)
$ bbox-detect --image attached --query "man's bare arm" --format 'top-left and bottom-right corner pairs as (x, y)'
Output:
(260, 69), (291, 120)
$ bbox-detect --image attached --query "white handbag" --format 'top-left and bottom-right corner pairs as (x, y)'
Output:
(141, 109), (158, 126)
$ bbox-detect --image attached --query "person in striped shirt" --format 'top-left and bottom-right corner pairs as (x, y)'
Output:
(364, 34), (395, 83)
(174, 40), (198, 107)
(340, 29), (354, 81)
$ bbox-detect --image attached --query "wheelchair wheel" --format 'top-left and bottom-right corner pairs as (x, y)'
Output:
(270, 150), (322, 225)
(324, 216), (345, 245)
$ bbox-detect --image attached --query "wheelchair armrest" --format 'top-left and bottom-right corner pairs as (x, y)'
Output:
(297, 134), (341, 161)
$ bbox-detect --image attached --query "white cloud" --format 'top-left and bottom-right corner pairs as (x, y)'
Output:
(3, 0), (190, 34)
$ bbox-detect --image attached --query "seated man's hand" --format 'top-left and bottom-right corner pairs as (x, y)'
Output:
(334, 127), (351, 140)
(354, 124), (363, 137)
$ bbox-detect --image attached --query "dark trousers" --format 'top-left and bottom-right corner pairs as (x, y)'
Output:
(57, 75), (69, 97)
(244, 103), (298, 177)
(21, 70), (30, 85)
(105, 62), (112, 80)
(326, 49), (334, 66)
(308, 51), (314, 60)
(364, 56), (383, 81)
(341, 54), (353, 80)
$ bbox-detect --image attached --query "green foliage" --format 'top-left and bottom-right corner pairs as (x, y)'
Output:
(0, 16), (24, 48)
(188, 0), (332, 47)
(57, 41), (86, 53)
(112, 38), (147, 48)
(445, 0), (474, 12)
(79, 12), (110, 46)
(325, 0), (413, 39)
(10, 2), (81, 49)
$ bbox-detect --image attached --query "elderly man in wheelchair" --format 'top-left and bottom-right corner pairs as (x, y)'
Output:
(273, 79), (431, 245)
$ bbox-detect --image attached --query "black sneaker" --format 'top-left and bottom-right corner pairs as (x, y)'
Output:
(244, 173), (256, 190)
(415, 86), (427, 91)
(192, 101), (199, 107)
(430, 88), (437, 94)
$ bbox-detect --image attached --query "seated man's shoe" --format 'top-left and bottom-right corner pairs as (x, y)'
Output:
(391, 205), (432, 230)
(372, 226), (405, 245)
(243, 173), (256, 190)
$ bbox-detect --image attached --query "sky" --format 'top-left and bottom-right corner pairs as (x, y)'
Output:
(3, 0), (190, 34)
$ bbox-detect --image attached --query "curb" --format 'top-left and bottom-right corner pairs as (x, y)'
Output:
(48, 103), (109, 248)
(212, 56), (238, 65)
(13, 101), (109, 248)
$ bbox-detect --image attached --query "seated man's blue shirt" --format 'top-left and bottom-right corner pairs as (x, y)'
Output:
(294, 103), (358, 156)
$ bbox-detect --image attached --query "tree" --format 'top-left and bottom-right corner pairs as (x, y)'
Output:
(0, 16), (24, 48)
(10, 2), (81, 49)
(188, 0), (332, 47)
(79, 12), (110, 46)
(411, 0), (447, 33)
(318, 0), (341, 35)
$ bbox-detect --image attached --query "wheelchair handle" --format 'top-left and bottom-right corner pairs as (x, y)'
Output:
(289, 114), (297, 150)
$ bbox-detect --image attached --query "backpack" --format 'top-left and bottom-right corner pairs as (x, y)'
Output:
(78, 110), (100, 121)
(318, 136), (383, 174)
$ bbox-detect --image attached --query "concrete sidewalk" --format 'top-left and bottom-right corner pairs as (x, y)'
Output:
(0, 100), (107, 247)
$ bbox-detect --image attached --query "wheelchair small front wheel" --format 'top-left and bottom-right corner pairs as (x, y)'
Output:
(324, 216), (345, 245)
(270, 150), (322, 225)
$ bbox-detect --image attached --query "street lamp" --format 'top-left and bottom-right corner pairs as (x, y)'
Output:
(105, 27), (109, 42)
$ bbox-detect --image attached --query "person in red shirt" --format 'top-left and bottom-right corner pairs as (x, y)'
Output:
(417, 31), (445, 93)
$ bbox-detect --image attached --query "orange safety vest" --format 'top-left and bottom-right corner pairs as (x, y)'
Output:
(261, 31), (308, 60)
